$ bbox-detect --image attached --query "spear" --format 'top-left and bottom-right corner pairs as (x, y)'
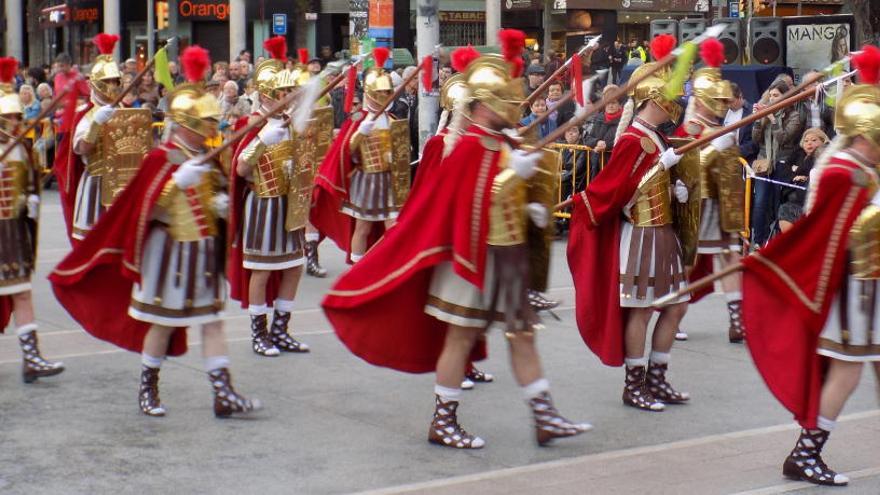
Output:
(518, 70), (608, 137)
(522, 35), (602, 107)
(0, 87), (72, 165)
(108, 38), (176, 107)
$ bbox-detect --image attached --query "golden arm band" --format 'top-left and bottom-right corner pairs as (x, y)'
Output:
(239, 139), (267, 168)
(349, 130), (366, 156)
(83, 120), (103, 145)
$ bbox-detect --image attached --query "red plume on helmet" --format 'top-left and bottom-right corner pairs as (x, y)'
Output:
(451, 45), (481, 73)
(853, 44), (880, 85)
(181, 46), (211, 84)
(0, 57), (18, 85)
(373, 46), (391, 69)
(93, 33), (120, 55)
(650, 34), (676, 61)
(263, 36), (287, 61)
(699, 37), (725, 68)
(498, 29), (526, 77)
(298, 48), (310, 66)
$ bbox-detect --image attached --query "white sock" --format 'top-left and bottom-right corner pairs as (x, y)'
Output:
(817, 415), (837, 432)
(275, 299), (295, 313)
(625, 357), (648, 368)
(305, 232), (320, 242)
(521, 378), (550, 400)
(725, 291), (743, 302)
(16, 323), (38, 337)
(141, 353), (164, 369)
(434, 384), (462, 403)
(649, 351), (671, 365)
(205, 355), (231, 373)
(350, 253), (364, 263)
(248, 304), (269, 316)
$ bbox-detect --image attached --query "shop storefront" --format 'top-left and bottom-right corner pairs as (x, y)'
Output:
(35, 0), (102, 66)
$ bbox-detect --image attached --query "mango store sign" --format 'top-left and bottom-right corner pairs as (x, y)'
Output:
(178, 0), (230, 21)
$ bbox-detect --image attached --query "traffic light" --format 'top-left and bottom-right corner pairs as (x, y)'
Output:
(753, 0), (769, 14)
(156, 0), (169, 30)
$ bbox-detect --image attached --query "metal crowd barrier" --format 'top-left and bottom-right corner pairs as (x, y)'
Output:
(548, 143), (607, 219)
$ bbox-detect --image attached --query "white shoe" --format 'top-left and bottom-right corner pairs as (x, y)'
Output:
(461, 378), (475, 390)
(675, 330), (688, 341)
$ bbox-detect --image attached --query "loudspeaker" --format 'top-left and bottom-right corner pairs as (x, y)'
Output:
(679, 18), (706, 44)
(650, 19), (678, 40)
(749, 17), (783, 65)
(713, 18), (744, 64)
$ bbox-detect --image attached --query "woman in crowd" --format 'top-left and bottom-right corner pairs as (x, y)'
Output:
(582, 84), (622, 179)
(558, 125), (588, 203)
(137, 70), (161, 108)
(750, 80), (804, 246)
(775, 127), (829, 233)
(19, 84), (40, 121)
(219, 80), (251, 134)
(120, 73), (142, 108)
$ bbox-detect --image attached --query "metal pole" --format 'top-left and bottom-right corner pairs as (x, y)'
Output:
(486, 0), (500, 45)
(147, 0), (156, 59)
(416, 0), (440, 152)
(4, 0), (23, 62)
(104, 0), (121, 59)
(168, 0), (179, 60)
(542, 0), (552, 60)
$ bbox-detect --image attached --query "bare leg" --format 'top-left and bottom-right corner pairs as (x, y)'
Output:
(278, 266), (304, 301)
(624, 307), (652, 359)
(142, 325), (175, 359)
(818, 358), (863, 421)
(779, 220), (794, 233)
(719, 251), (742, 294)
(11, 291), (35, 326)
(248, 269), (271, 306)
(651, 302), (687, 354)
(201, 320), (228, 358)
(507, 332), (544, 386)
(435, 325), (480, 388)
(351, 219), (373, 257)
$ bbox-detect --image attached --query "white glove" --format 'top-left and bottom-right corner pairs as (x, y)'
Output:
(172, 158), (209, 189)
(659, 147), (682, 170)
(212, 193), (229, 219)
(258, 125), (288, 146)
(527, 202), (549, 229)
(674, 180), (689, 204)
(94, 105), (116, 125)
(509, 149), (541, 180)
(357, 119), (375, 136)
(871, 189), (880, 208)
(26, 194), (40, 219)
(710, 132), (737, 152)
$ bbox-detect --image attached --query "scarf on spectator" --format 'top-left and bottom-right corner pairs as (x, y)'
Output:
(604, 108), (622, 123)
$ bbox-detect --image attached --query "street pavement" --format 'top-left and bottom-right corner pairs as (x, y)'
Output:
(0, 192), (878, 495)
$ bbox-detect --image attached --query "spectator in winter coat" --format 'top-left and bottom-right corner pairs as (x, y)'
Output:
(582, 85), (623, 178)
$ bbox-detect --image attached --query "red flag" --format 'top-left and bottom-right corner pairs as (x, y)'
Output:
(343, 64), (357, 113)
(421, 55), (433, 92)
(571, 54), (584, 106)
(58, 84), (79, 133)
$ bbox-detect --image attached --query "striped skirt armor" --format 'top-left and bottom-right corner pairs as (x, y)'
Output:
(242, 191), (305, 270)
(72, 170), (106, 240)
(342, 169), (400, 222)
(0, 216), (35, 296)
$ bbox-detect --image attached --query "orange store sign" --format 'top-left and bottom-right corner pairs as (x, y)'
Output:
(178, 0), (229, 20)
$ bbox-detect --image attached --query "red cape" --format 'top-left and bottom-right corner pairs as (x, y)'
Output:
(48, 145), (188, 356)
(321, 125), (505, 373)
(409, 129), (447, 199)
(310, 110), (383, 256)
(53, 103), (93, 241)
(567, 124), (661, 366)
(742, 155), (870, 428)
(226, 113), (281, 308)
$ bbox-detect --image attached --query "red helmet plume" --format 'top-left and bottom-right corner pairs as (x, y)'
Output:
(93, 33), (120, 56)
(853, 44), (880, 85)
(650, 34), (676, 61)
(0, 57), (17, 84)
(298, 48), (309, 66)
(699, 38), (725, 68)
(451, 45), (481, 73)
(263, 36), (287, 61)
(181, 46), (211, 83)
(373, 46), (391, 69)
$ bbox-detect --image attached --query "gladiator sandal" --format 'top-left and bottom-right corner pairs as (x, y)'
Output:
(727, 300), (745, 343)
(646, 361), (690, 404)
(622, 365), (665, 412)
(138, 366), (165, 417)
(19, 329), (65, 384)
(782, 429), (849, 486)
(528, 290), (560, 311)
(251, 314), (280, 357)
(209, 368), (262, 418)
(465, 366), (495, 384)
(305, 240), (328, 278)
(428, 395), (485, 449)
(529, 391), (592, 446)
(270, 309), (310, 353)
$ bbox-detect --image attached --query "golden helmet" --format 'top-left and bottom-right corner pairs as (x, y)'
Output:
(463, 55), (525, 126)
(630, 62), (683, 123)
(90, 33), (122, 102)
(273, 68), (299, 92)
(363, 47), (394, 107)
(0, 57), (22, 116)
(256, 36), (288, 98)
(692, 39), (731, 118)
(440, 73), (468, 111)
(168, 46), (220, 138)
(835, 45), (880, 151)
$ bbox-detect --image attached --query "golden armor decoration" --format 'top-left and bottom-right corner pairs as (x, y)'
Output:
(691, 68), (733, 119)
(630, 163), (674, 228)
(835, 84), (880, 150)
(0, 159), (28, 220)
(90, 33), (123, 102)
(463, 55), (525, 126)
(668, 137), (702, 265)
(156, 152), (220, 243)
(99, 108), (153, 206)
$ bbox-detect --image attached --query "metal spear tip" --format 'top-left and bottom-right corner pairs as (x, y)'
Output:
(584, 35), (602, 51)
(697, 24), (727, 43)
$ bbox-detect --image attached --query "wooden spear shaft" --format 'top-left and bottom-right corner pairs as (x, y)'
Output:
(522, 41), (599, 107)
(0, 87), (72, 165)
(362, 58), (426, 122)
(110, 56), (156, 107)
(518, 92), (574, 136)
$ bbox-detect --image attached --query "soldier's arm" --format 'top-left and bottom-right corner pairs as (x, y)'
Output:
(236, 136), (265, 177)
(73, 114), (97, 155)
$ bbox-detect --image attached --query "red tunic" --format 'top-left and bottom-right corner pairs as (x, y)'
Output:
(567, 123), (662, 366)
(321, 125), (506, 373)
(53, 103), (93, 241)
(742, 154), (873, 428)
(48, 145), (189, 356)
(409, 128), (448, 199)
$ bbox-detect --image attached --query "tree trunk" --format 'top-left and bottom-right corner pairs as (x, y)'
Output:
(844, 0), (873, 45)
(26, 0), (44, 66)
(292, 0), (309, 50)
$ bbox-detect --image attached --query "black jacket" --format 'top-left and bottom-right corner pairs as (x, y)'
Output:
(729, 101), (759, 161)
(582, 112), (620, 149)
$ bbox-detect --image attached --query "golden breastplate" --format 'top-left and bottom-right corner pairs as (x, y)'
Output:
(0, 160), (26, 220)
(357, 129), (393, 173)
(253, 140), (293, 197)
(488, 152), (528, 246)
(630, 164), (673, 227)
(157, 173), (219, 242)
(849, 203), (880, 280)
